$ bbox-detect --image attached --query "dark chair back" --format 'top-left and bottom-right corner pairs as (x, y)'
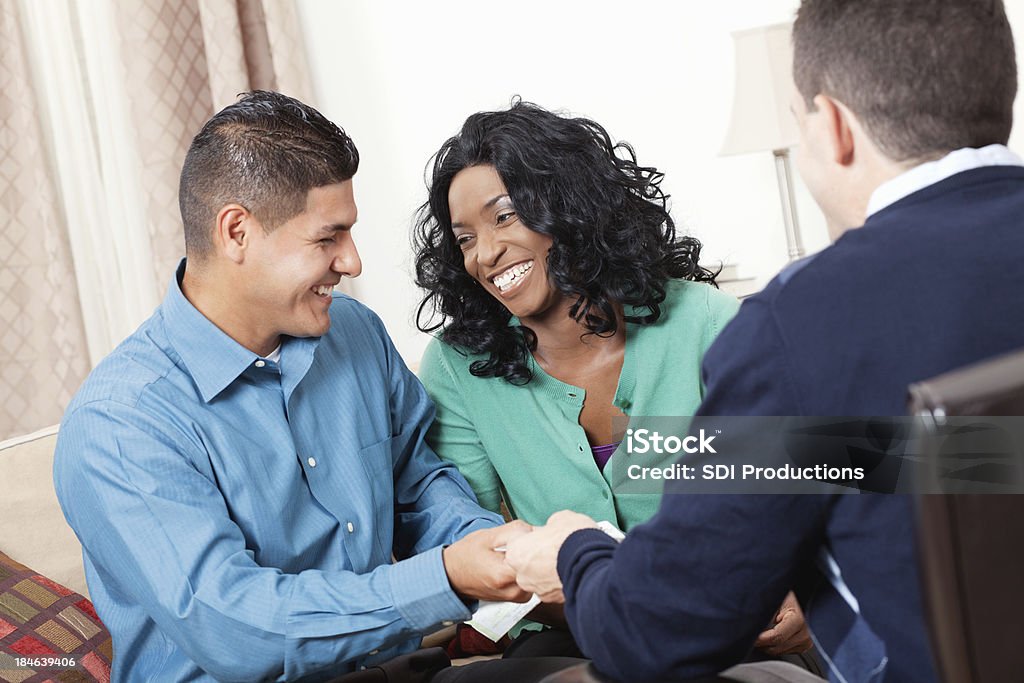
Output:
(907, 349), (1024, 683)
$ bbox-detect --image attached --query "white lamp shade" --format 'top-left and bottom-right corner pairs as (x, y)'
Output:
(720, 22), (800, 155)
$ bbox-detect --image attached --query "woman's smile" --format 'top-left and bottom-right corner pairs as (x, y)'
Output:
(490, 260), (534, 294)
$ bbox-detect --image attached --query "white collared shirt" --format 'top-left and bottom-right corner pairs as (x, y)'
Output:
(866, 144), (1024, 218)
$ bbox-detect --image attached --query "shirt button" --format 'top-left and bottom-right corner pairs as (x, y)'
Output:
(255, 360), (266, 368)
(578, 444), (585, 452)
(369, 649), (379, 656)
(442, 621), (454, 626)
(307, 457), (317, 467)
(347, 522), (355, 533)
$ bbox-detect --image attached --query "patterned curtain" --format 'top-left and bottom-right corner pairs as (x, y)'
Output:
(0, 2), (91, 440)
(0, 0), (315, 440)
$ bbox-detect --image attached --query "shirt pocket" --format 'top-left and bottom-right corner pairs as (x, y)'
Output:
(358, 436), (395, 558)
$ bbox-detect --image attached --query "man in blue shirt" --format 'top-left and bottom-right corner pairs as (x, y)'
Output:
(53, 92), (582, 682)
(505, 1), (1021, 681)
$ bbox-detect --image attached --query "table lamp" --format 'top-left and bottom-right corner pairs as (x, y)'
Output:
(721, 22), (805, 261)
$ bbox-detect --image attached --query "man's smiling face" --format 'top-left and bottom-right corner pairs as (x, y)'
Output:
(240, 180), (361, 353)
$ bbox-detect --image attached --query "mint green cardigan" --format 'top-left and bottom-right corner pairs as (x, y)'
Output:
(420, 280), (739, 532)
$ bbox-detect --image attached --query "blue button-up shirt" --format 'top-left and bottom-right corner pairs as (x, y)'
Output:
(53, 262), (501, 682)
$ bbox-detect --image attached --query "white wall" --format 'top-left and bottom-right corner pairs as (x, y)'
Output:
(296, 0), (1024, 364)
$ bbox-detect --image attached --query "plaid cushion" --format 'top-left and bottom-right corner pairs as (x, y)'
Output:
(0, 552), (111, 682)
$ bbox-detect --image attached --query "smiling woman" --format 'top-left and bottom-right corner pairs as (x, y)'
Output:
(414, 100), (720, 384)
(413, 99), (735, 513)
(447, 165), (559, 322)
(412, 101), (818, 669)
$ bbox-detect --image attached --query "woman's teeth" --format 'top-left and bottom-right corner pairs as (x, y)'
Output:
(492, 261), (533, 292)
(312, 285), (333, 297)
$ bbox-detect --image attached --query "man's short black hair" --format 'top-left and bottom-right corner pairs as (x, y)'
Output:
(179, 90), (359, 260)
(793, 0), (1016, 162)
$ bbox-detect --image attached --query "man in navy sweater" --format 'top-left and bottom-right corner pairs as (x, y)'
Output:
(505, 1), (1021, 681)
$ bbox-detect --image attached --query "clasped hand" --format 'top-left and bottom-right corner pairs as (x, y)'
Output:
(503, 511), (598, 603)
(445, 513), (813, 658)
(442, 520), (534, 603)
(442, 512), (597, 604)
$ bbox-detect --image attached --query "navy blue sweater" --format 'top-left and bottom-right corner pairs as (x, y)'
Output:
(559, 165), (1024, 682)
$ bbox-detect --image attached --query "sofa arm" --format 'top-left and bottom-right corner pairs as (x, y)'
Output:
(0, 425), (89, 596)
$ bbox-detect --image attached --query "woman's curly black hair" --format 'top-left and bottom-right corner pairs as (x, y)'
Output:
(414, 99), (718, 385)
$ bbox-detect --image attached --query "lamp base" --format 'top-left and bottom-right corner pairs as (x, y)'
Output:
(773, 149), (805, 261)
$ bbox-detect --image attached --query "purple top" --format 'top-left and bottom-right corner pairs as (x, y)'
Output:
(591, 442), (620, 471)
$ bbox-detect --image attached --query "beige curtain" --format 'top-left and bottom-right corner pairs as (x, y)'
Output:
(0, 0), (315, 441)
(115, 0), (315, 288)
(0, 2), (91, 441)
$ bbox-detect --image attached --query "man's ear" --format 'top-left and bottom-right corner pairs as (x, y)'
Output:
(213, 204), (254, 264)
(813, 94), (856, 167)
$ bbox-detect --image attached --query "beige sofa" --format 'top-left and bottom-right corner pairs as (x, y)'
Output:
(0, 425), (89, 597)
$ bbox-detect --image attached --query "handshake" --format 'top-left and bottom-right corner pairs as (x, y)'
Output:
(442, 511), (813, 656)
(441, 511), (600, 605)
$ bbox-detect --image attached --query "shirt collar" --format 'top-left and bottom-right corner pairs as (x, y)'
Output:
(162, 259), (283, 403)
(867, 144), (1024, 218)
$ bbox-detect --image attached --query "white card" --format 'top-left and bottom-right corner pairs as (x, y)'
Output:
(595, 520), (625, 542)
(467, 594), (542, 642)
(466, 520), (626, 641)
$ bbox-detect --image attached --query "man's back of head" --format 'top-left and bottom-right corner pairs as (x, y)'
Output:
(793, 0), (1016, 164)
(178, 90), (360, 264)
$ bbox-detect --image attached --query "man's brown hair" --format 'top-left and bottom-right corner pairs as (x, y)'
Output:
(793, 0), (1016, 162)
